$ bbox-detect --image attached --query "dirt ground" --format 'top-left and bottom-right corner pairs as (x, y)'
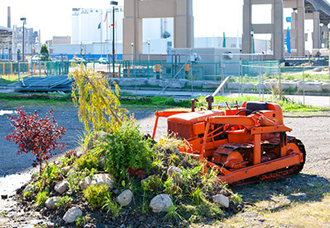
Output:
(1, 103), (330, 227)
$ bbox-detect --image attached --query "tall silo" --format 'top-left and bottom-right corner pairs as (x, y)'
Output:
(71, 8), (80, 44)
(88, 9), (103, 43)
(79, 8), (90, 44)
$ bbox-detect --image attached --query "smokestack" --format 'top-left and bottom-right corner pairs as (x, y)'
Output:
(7, 6), (11, 28)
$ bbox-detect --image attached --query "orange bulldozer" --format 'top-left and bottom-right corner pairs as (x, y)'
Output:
(152, 82), (305, 186)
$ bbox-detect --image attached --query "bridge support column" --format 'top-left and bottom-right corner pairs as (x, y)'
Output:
(312, 11), (321, 49)
(123, 0), (194, 60)
(242, 0), (284, 60)
(284, 0), (305, 57)
(321, 24), (329, 48)
(306, 11), (321, 50)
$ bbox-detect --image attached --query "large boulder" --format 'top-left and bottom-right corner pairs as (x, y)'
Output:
(54, 180), (69, 194)
(116, 189), (133, 206)
(63, 207), (82, 223)
(149, 194), (172, 213)
(45, 196), (61, 210)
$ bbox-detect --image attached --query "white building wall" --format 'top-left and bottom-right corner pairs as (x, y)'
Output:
(71, 8), (79, 44)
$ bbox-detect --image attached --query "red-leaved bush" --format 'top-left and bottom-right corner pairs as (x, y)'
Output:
(6, 107), (67, 172)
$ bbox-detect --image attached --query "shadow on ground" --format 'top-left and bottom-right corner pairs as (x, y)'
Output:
(233, 173), (330, 211)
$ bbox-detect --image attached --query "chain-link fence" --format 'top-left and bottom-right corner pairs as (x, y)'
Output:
(1, 53), (330, 108)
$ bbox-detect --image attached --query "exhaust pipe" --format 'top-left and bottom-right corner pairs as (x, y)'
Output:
(206, 76), (231, 110)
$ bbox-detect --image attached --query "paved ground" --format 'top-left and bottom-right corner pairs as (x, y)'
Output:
(0, 104), (166, 196)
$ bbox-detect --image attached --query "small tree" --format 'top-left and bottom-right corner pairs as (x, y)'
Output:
(6, 107), (67, 173)
(69, 64), (129, 133)
(40, 44), (49, 61)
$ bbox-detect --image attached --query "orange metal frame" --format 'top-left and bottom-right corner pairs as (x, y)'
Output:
(152, 102), (304, 185)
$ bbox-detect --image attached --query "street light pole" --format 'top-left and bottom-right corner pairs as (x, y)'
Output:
(20, 17), (26, 61)
(147, 40), (150, 61)
(110, 1), (118, 77)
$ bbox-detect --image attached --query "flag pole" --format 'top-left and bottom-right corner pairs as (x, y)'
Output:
(106, 10), (108, 60)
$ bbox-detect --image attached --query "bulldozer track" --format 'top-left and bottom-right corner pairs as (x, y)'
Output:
(229, 139), (306, 187)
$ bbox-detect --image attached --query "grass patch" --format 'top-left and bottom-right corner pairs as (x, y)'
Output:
(0, 92), (328, 115)
(0, 92), (73, 107)
(195, 95), (329, 115)
(119, 95), (191, 108)
(0, 74), (29, 85)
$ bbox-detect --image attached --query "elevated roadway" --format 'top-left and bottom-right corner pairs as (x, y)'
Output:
(306, 0), (330, 25)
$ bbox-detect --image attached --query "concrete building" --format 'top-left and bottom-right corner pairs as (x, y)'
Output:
(53, 36), (71, 45)
(72, 8), (103, 45)
(0, 26), (12, 59)
(11, 25), (40, 60)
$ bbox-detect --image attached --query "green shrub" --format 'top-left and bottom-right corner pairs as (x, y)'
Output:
(104, 122), (155, 180)
(142, 175), (164, 194)
(76, 152), (99, 171)
(35, 188), (49, 206)
(55, 196), (73, 209)
(102, 195), (121, 217)
(163, 204), (182, 222)
(190, 187), (205, 204)
(83, 184), (110, 208)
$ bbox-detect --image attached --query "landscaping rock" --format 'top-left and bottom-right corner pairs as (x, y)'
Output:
(167, 166), (183, 183)
(91, 174), (115, 189)
(61, 166), (71, 176)
(54, 180), (69, 194)
(213, 194), (230, 208)
(149, 194), (172, 213)
(141, 175), (154, 186)
(80, 176), (92, 190)
(75, 147), (85, 158)
(63, 207), (82, 223)
(45, 196), (61, 210)
(98, 156), (106, 170)
(116, 189), (133, 206)
(80, 174), (115, 190)
(23, 185), (34, 197)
